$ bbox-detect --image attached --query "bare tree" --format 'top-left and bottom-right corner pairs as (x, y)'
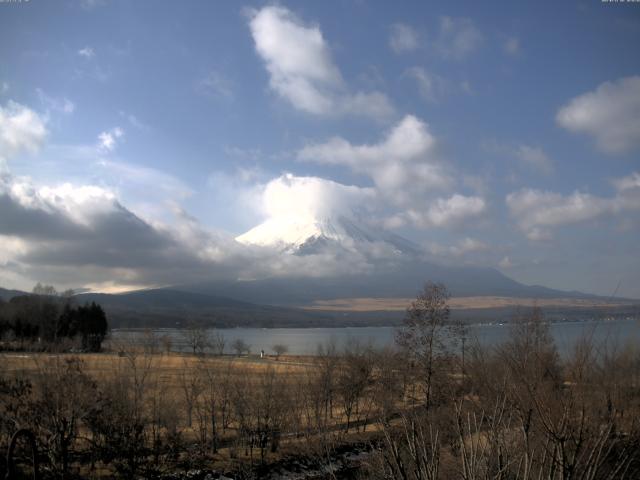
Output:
(315, 339), (338, 427)
(396, 282), (461, 410)
(272, 343), (288, 360)
(178, 360), (202, 428)
(253, 367), (290, 463)
(337, 339), (373, 433)
(379, 410), (441, 480)
(196, 358), (230, 453)
(232, 338), (250, 356)
(86, 343), (156, 479)
(372, 347), (405, 424)
(32, 283), (57, 296)
(182, 322), (209, 355)
(210, 330), (226, 356)
(31, 356), (98, 478)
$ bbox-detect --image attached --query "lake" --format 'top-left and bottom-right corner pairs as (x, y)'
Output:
(110, 318), (640, 357)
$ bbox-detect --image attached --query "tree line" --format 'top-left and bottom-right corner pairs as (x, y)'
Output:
(0, 283), (108, 352)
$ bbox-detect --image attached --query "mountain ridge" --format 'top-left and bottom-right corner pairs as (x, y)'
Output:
(228, 212), (624, 305)
(1, 284), (637, 330)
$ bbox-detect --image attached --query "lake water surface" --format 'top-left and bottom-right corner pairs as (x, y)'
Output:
(111, 318), (640, 357)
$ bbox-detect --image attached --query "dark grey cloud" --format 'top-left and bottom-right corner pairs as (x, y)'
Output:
(18, 206), (178, 269)
(0, 192), (84, 240)
(0, 172), (389, 289)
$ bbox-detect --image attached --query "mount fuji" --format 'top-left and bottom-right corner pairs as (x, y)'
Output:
(188, 211), (598, 306)
(45, 212), (625, 329)
(236, 214), (421, 256)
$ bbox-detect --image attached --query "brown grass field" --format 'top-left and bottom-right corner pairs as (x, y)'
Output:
(1, 350), (382, 476)
(1, 351), (312, 376)
(0, 350), (379, 439)
(302, 295), (636, 311)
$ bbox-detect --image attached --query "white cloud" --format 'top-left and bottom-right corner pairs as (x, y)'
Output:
(612, 171), (640, 211)
(389, 17), (483, 60)
(0, 235), (28, 265)
(504, 37), (520, 56)
(299, 115), (435, 166)
(77, 46), (95, 59)
(428, 237), (489, 257)
(36, 183), (119, 225)
(557, 76), (640, 154)
(247, 5), (393, 118)
(613, 171), (640, 192)
(405, 67), (448, 102)
(515, 145), (554, 175)
(389, 23), (419, 53)
(436, 16), (483, 60)
(1, 173), (119, 229)
(507, 189), (609, 236)
(298, 115), (451, 204)
(453, 237), (488, 255)
(406, 194), (486, 228)
(506, 178), (640, 239)
(340, 91), (395, 119)
(97, 126), (124, 152)
(21, 134), (195, 228)
(118, 111), (148, 130)
(256, 173), (375, 221)
(97, 159), (193, 199)
(235, 165), (266, 183)
(297, 115), (488, 230)
(36, 88), (75, 114)
(248, 5), (340, 114)
(0, 100), (48, 161)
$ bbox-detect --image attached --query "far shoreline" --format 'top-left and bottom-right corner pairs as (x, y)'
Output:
(110, 314), (640, 332)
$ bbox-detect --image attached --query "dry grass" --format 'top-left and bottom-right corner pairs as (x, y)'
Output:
(302, 295), (635, 312)
(0, 351), (342, 469)
(0, 351), (313, 388)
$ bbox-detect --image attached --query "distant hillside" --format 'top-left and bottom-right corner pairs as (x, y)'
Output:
(181, 259), (608, 307)
(2, 277), (636, 330)
(77, 289), (257, 311)
(74, 288), (356, 329)
(0, 287), (27, 301)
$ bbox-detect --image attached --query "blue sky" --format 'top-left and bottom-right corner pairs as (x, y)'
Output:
(1, 0), (639, 297)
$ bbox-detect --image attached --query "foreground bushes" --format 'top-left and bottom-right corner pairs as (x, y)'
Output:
(369, 309), (640, 480)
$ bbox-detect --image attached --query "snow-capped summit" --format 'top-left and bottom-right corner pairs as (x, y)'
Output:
(236, 213), (421, 256)
(236, 173), (420, 256)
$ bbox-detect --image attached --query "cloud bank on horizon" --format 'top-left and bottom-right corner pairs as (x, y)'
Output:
(0, 1), (639, 297)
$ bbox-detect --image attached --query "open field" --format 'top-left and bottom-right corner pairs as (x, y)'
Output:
(303, 295), (638, 311)
(1, 351), (313, 376)
(0, 347), (397, 478)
